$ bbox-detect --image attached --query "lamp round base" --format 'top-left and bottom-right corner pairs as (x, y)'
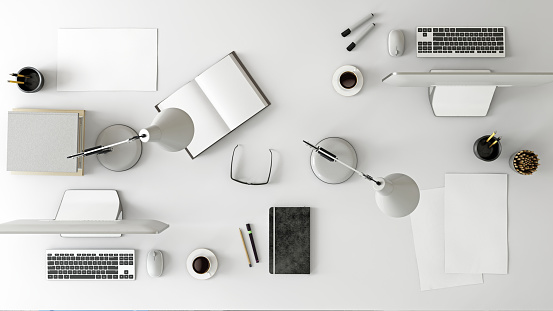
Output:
(310, 137), (358, 184)
(96, 124), (142, 172)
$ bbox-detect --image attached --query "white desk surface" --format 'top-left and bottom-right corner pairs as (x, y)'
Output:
(1, 0), (553, 309)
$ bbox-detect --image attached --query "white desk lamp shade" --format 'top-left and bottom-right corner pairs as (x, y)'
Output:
(373, 173), (420, 217)
(139, 108), (194, 152)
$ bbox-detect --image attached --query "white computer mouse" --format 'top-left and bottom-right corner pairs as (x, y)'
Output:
(147, 250), (163, 277)
(388, 29), (405, 57)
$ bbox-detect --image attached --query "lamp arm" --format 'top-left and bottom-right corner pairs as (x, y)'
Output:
(303, 140), (381, 185)
(67, 135), (145, 159)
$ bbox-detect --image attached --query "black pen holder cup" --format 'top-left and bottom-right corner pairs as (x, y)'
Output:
(17, 67), (44, 93)
(473, 135), (501, 162)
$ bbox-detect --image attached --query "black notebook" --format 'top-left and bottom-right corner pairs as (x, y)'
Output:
(269, 207), (310, 274)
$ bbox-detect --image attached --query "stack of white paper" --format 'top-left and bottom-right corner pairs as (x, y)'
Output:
(411, 188), (483, 291)
(57, 29), (158, 91)
(444, 174), (508, 274)
(410, 174), (508, 291)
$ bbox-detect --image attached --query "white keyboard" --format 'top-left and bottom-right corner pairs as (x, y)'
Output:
(417, 26), (505, 57)
(46, 249), (135, 280)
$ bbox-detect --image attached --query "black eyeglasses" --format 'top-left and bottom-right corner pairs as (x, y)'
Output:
(230, 145), (273, 185)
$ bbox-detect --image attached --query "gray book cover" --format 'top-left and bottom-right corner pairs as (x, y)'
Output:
(7, 111), (79, 173)
(269, 206), (310, 274)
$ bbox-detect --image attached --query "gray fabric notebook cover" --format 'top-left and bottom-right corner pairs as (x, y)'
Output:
(269, 206), (310, 274)
(7, 111), (79, 173)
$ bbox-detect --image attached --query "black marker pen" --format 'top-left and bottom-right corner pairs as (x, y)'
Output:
(246, 223), (259, 263)
(341, 13), (374, 37)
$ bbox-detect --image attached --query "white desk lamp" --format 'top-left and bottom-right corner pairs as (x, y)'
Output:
(304, 139), (420, 217)
(68, 108), (194, 171)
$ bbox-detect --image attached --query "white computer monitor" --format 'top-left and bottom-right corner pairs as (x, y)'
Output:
(382, 70), (553, 116)
(0, 189), (169, 237)
(0, 219), (169, 234)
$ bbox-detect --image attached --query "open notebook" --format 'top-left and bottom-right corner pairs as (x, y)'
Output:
(155, 52), (270, 158)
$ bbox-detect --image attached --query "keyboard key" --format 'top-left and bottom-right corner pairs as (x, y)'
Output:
(70, 275), (95, 279)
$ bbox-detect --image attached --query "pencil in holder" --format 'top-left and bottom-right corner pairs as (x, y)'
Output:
(13, 67), (44, 93)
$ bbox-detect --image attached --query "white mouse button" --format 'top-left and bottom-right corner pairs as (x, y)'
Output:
(147, 250), (163, 277)
(388, 29), (405, 57)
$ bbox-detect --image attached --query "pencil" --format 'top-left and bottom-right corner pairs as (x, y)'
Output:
(239, 228), (252, 267)
(486, 131), (496, 142)
(7, 80), (24, 84)
(10, 73), (30, 78)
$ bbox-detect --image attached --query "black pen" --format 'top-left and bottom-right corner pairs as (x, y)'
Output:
(341, 13), (374, 37)
(246, 223), (259, 263)
(347, 23), (376, 51)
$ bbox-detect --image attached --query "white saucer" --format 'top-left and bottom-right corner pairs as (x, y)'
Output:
(186, 248), (218, 280)
(332, 65), (363, 96)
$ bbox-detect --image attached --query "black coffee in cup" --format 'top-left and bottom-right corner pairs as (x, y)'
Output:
(339, 71), (357, 89)
(192, 256), (210, 274)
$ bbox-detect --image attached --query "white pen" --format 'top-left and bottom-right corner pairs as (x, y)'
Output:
(347, 23), (375, 51)
(341, 13), (374, 37)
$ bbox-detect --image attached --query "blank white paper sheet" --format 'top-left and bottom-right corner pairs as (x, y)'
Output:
(411, 188), (483, 291)
(444, 174), (508, 274)
(57, 29), (157, 91)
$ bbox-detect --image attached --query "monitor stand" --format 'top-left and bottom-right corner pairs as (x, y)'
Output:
(54, 190), (123, 238)
(428, 70), (496, 116)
